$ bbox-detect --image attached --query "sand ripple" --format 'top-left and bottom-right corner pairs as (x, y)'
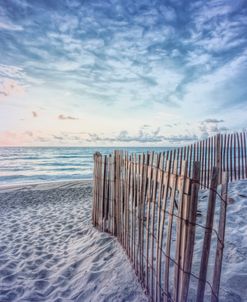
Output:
(0, 181), (148, 302)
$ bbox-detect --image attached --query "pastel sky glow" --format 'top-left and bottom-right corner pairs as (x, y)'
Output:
(0, 0), (247, 146)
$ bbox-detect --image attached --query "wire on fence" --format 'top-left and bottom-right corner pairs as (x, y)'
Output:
(91, 132), (244, 301)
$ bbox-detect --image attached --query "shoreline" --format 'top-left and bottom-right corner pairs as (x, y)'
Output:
(0, 179), (93, 192)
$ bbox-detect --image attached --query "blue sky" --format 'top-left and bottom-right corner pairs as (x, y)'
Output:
(0, 0), (247, 146)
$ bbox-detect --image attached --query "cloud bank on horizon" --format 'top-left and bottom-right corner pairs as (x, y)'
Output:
(0, 0), (247, 146)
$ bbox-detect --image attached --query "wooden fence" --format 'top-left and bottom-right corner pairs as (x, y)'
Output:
(92, 132), (247, 301)
(154, 131), (247, 187)
(93, 157), (228, 301)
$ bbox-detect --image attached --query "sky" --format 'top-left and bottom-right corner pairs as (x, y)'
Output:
(0, 0), (247, 146)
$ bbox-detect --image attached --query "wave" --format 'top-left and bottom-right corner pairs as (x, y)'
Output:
(0, 147), (170, 185)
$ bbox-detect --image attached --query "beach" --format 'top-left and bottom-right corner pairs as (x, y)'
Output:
(0, 181), (148, 302)
(0, 179), (246, 301)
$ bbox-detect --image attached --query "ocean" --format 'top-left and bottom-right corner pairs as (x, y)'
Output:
(0, 147), (171, 185)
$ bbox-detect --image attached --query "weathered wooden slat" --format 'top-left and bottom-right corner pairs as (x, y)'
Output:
(211, 172), (228, 302)
(145, 152), (154, 293)
(156, 160), (171, 302)
(105, 155), (110, 231)
(226, 133), (230, 177)
(180, 162), (200, 301)
(139, 153), (146, 282)
(233, 133), (237, 181)
(117, 151), (121, 238)
(102, 155), (107, 231)
(206, 138), (210, 188)
(164, 161), (178, 302)
(110, 154), (114, 234)
(216, 134), (222, 183)
(155, 154), (164, 301)
(92, 153), (97, 226)
(222, 134), (226, 173)
(204, 139), (208, 188)
(126, 154), (130, 254)
(236, 132), (241, 180)
(196, 167), (219, 302)
(133, 153), (137, 271)
(240, 132), (245, 179)
(188, 145), (192, 178)
(230, 134), (233, 182)
(173, 161), (188, 301)
(243, 132), (247, 178)
(131, 155), (135, 263)
(98, 154), (103, 229)
(179, 147), (183, 174)
(150, 154), (160, 298)
(136, 154), (141, 278)
(199, 141), (204, 188)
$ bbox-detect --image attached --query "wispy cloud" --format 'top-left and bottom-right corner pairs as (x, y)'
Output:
(0, 64), (24, 78)
(203, 118), (224, 124)
(0, 78), (25, 98)
(25, 131), (33, 137)
(53, 135), (64, 140)
(0, 21), (23, 31)
(87, 128), (198, 144)
(58, 114), (78, 120)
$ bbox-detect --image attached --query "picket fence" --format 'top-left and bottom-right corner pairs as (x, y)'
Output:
(92, 131), (247, 301)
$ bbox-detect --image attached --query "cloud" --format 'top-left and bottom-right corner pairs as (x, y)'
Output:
(25, 131), (33, 137)
(53, 135), (64, 140)
(32, 111), (38, 118)
(36, 136), (48, 142)
(166, 134), (198, 143)
(87, 128), (198, 144)
(58, 114), (78, 120)
(0, 64), (24, 78)
(219, 126), (229, 132)
(0, 21), (23, 31)
(198, 118), (228, 138)
(0, 78), (25, 98)
(203, 118), (224, 124)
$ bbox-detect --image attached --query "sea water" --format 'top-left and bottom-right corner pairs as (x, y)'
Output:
(0, 147), (171, 185)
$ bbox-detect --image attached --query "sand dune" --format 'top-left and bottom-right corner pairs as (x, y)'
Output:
(0, 181), (148, 302)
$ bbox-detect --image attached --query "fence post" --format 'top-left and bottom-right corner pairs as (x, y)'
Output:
(216, 133), (222, 184)
(180, 162), (200, 301)
(196, 167), (219, 302)
(211, 172), (228, 302)
(92, 152), (97, 226)
(113, 151), (117, 236)
(173, 161), (188, 301)
(102, 155), (107, 231)
(164, 160), (178, 302)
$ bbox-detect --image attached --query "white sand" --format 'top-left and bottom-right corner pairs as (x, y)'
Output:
(0, 180), (246, 302)
(190, 180), (247, 301)
(219, 180), (247, 301)
(0, 181), (148, 302)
